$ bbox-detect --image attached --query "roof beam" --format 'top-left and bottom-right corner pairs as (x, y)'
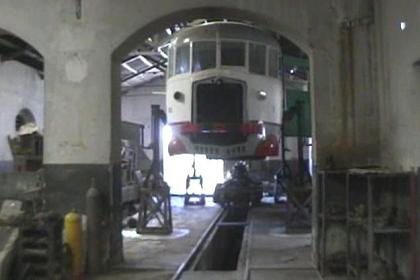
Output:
(122, 62), (137, 74)
(142, 55), (166, 71)
(122, 57), (167, 83)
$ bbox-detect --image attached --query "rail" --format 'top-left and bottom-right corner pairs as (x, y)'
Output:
(170, 208), (227, 280)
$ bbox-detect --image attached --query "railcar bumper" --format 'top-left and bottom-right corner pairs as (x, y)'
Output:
(168, 122), (280, 159)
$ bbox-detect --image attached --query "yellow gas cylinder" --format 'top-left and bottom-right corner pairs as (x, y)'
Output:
(64, 210), (83, 278)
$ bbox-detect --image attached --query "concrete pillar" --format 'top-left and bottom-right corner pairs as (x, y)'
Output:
(307, 0), (381, 169)
(43, 45), (122, 263)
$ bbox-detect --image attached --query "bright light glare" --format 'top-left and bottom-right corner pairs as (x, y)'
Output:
(162, 125), (224, 195)
(163, 125), (172, 140)
(308, 138), (313, 176)
(165, 28), (172, 35)
(400, 21), (407, 31)
(257, 91), (267, 99)
(258, 121), (266, 138)
(122, 229), (139, 239)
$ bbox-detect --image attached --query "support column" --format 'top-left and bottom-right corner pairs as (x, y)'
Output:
(43, 48), (122, 264)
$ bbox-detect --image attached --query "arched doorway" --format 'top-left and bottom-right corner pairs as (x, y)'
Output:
(0, 29), (44, 173)
(111, 6), (314, 266)
(15, 108), (36, 131)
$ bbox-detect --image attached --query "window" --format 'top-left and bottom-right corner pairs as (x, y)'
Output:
(168, 46), (175, 78)
(249, 43), (266, 75)
(15, 108), (35, 131)
(268, 49), (279, 78)
(175, 44), (190, 75)
(221, 41), (245, 66)
(192, 41), (216, 72)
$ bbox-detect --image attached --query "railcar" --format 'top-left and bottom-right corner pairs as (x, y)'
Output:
(166, 22), (282, 159)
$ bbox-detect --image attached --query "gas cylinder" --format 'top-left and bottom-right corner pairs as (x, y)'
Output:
(64, 209), (83, 277)
(86, 185), (104, 274)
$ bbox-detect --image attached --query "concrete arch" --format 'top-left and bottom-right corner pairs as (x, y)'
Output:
(0, 1), (58, 57)
(113, 7), (312, 60)
(0, 27), (45, 58)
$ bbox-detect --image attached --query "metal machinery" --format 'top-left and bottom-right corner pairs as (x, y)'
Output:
(273, 53), (313, 226)
(184, 159), (205, 206)
(16, 212), (63, 279)
(316, 170), (414, 279)
(8, 128), (43, 172)
(214, 162), (262, 207)
(121, 122), (145, 216)
(0, 173), (66, 280)
(166, 22), (282, 160)
(276, 99), (312, 228)
(137, 105), (173, 234)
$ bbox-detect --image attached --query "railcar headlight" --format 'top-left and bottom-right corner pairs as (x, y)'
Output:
(256, 90), (267, 100)
(173, 91), (184, 102)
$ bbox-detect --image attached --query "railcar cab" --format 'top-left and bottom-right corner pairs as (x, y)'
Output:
(166, 22), (282, 159)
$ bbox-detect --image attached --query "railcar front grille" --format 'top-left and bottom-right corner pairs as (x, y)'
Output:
(195, 82), (243, 124)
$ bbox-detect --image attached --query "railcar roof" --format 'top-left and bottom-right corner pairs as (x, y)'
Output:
(170, 22), (279, 48)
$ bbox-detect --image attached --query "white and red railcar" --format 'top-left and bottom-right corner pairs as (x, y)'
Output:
(166, 22), (282, 159)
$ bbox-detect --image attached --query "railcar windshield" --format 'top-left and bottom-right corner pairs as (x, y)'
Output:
(175, 44), (190, 74)
(169, 38), (279, 78)
(221, 41), (245, 66)
(249, 43), (266, 75)
(192, 41), (216, 72)
(168, 46), (175, 78)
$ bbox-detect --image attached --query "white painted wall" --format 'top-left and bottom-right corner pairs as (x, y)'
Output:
(0, 61), (44, 168)
(121, 93), (165, 149)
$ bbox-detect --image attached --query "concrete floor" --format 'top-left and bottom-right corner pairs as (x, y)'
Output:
(93, 199), (343, 280)
(243, 206), (320, 279)
(242, 205), (346, 280)
(92, 197), (221, 280)
(182, 204), (323, 280)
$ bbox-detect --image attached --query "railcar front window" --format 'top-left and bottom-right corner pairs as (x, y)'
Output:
(249, 43), (266, 75)
(192, 41), (216, 72)
(269, 49), (279, 78)
(176, 44), (190, 75)
(168, 47), (175, 78)
(221, 41), (245, 66)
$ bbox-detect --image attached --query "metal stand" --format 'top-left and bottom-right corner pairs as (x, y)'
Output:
(317, 170), (347, 276)
(137, 105), (173, 234)
(277, 100), (312, 229)
(184, 157), (205, 206)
